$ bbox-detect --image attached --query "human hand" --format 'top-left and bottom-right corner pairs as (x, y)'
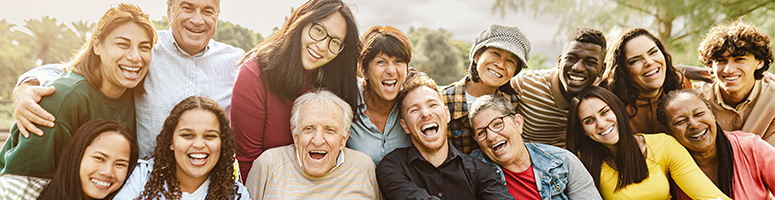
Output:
(12, 82), (56, 138)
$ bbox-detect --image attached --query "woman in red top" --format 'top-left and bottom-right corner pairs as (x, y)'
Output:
(230, 0), (361, 181)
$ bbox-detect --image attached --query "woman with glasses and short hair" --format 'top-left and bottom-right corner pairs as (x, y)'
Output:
(230, 0), (361, 181)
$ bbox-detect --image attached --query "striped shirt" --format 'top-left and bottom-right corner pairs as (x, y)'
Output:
(512, 69), (570, 147)
(245, 145), (381, 199)
(0, 174), (50, 199)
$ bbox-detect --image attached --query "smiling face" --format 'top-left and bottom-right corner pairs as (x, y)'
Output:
(472, 108), (526, 167)
(710, 52), (764, 98)
(94, 22), (152, 98)
(474, 48), (520, 88)
(171, 109), (221, 182)
(400, 86), (450, 154)
(559, 41), (604, 98)
(168, 0), (218, 55)
(300, 12), (347, 71)
(664, 93), (718, 153)
(364, 53), (408, 101)
(624, 35), (667, 97)
(292, 103), (348, 177)
(578, 97), (620, 149)
(79, 131), (131, 199)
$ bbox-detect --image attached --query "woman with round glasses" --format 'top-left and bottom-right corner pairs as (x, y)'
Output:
(231, 0), (361, 181)
(468, 94), (599, 199)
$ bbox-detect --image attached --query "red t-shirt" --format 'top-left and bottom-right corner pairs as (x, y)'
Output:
(503, 165), (541, 199)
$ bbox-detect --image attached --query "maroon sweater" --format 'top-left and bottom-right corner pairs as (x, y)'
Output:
(231, 58), (312, 181)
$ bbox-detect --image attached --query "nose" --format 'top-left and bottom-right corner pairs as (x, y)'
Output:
(125, 47), (142, 63)
(192, 136), (206, 148)
(687, 117), (700, 131)
(386, 62), (397, 75)
(720, 62), (734, 74)
(311, 130), (326, 146)
(571, 60), (584, 72)
(97, 163), (114, 177)
(595, 118), (607, 131)
(643, 54), (656, 66)
(190, 9), (205, 25)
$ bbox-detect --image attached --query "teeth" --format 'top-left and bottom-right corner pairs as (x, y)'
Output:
(185, 27), (205, 33)
(689, 129), (707, 139)
(643, 68), (659, 77)
(120, 65), (140, 72)
(310, 150), (327, 154)
(487, 69), (503, 78)
(421, 123), (438, 132)
(189, 153), (207, 159)
(382, 80), (397, 85)
(307, 48), (322, 59)
(91, 178), (111, 187)
(600, 126), (614, 136)
(491, 141), (506, 149)
(723, 76), (740, 81)
(569, 75), (586, 81)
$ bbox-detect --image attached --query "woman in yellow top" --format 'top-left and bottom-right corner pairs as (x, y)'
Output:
(566, 86), (729, 199)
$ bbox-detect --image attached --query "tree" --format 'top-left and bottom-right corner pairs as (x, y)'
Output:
(492, 0), (775, 67)
(152, 17), (263, 52)
(21, 16), (80, 65)
(0, 19), (34, 99)
(70, 20), (95, 42)
(407, 27), (470, 86)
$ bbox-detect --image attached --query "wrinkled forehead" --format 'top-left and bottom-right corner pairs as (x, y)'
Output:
(169, 0), (220, 10)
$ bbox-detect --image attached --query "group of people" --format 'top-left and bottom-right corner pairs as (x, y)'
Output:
(1, 0), (774, 199)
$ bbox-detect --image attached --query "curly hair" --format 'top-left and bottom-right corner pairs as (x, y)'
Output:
(602, 28), (684, 118)
(698, 20), (773, 79)
(38, 119), (138, 200)
(139, 96), (238, 200)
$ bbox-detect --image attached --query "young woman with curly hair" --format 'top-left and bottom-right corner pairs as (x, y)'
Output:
(600, 28), (691, 134)
(114, 96), (249, 200)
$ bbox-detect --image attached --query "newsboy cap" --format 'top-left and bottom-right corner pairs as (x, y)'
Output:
(469, 24), (531, 67)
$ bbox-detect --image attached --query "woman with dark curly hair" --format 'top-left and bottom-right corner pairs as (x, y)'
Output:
(114, 96), (249, 200)
(601, 28), (691, 134)
(35, 119), (139, 200)
(566, 86), (728, 199)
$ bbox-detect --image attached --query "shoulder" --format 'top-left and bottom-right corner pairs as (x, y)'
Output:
(209, 39), (246, 55)
(442, 77), (467, 94)
(257, 145), (293, 163)
(527, 142), (569, 158)
(344, 148), (376, 168)
(377, 147), (410, 168)
(642, 133), (682, 151)
(726, 131), (773, 152)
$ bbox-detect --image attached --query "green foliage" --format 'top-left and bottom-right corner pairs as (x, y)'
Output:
(492, 0), (775, 69)
(152, 17), (263, 52)
(527, 53), (554, 70)
(22, 16), (81, 65)
(407, 27), (471, 86)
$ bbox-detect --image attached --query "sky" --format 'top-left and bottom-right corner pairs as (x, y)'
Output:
(0, 0), (564, 56)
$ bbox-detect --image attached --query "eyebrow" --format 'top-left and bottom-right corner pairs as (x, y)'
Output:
(94, 151), (130, 163)
(627, 46), (657, 61)
(581, 106), (608, 122)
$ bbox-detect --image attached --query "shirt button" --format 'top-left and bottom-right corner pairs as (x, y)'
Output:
(383, 140), (386, 144)
(555, 185), (560, 191)
(188, 81), (193, 85)
(437, 192), (443, 197)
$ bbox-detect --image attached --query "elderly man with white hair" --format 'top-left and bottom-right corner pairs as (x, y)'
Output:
(245, 89), (381, 199)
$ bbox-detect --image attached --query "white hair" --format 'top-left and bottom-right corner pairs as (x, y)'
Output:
(290, 88), (353, 136)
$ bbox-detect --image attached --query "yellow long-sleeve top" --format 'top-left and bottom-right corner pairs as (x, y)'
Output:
(599, 134), (730, 200)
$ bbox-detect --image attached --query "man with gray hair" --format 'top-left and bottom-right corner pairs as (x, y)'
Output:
(245, 89), (381, 199)
(11, 0), (244, 157)
(468, 94), (600, 199)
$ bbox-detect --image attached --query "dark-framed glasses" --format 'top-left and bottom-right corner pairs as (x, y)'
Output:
(473, 113), (514, 141)
(308, 22), (344, 54)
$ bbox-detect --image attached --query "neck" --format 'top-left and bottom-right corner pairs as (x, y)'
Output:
(176, 171), (207, 193)
(501, 143), (532, 172)
(99, 84), (126, 99)
(465, 79), (498, 97)
(363, 88), (396, 115)
(417, 142), (449, 167)
(639, 88), (660, 99)
(557, 81), (575, 101)
(720, 87), (752, 107)
(691, 145), (718, 169)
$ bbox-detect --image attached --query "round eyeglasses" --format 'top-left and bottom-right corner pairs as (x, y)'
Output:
(308, 22), (344, 54)
(473, 113), (515, 142)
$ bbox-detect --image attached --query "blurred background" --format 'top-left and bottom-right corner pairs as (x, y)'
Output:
(2, 0), (774, 140)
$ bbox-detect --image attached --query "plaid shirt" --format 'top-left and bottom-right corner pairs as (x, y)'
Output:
(442, 76), (519, 154)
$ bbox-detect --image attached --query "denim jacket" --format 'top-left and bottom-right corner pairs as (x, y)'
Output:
(471, 142), (601, 200)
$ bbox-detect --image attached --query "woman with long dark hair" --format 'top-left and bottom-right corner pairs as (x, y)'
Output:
(36, 119), (139, 200)
(657, 89), (775, 200)
(601, 28), (691, 134)
(114, 96), (249, 199)
(230, 0), (361, 180)
(0, 3), (155, 197)
(566, 86), (728, 199)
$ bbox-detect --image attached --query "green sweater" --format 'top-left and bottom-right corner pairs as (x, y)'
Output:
(0, 71), (135, 176)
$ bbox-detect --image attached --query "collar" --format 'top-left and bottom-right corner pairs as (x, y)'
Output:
(549, 69), (571, 110)
(524, 143), (563, 173)
(295, 148), (346, 174)
(447, 76), (516, 120)
(406, 141), (462, 166)
(713, 80), (760, 109)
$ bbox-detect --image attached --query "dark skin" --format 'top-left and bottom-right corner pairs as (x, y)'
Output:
(556, 41), (605, 101)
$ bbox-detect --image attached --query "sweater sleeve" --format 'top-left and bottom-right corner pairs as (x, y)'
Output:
(231, 59), (269, 182)
(662, 135), (730, 200)
(564, 151), (602, 199)
(245, 148), (275, 200)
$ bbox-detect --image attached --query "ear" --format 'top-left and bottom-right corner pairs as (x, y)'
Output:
(400, 119), (410, 134)
(756, 59), (765, 70)
(167, 5), (173, 21)
(169, 145), (174, 151)
(290, 126), (299, 144)
(443, 105), (451, 123)
(92, 38), (102, 56)
(340, 129), (350, 149)
(513, 114), (525, 135)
